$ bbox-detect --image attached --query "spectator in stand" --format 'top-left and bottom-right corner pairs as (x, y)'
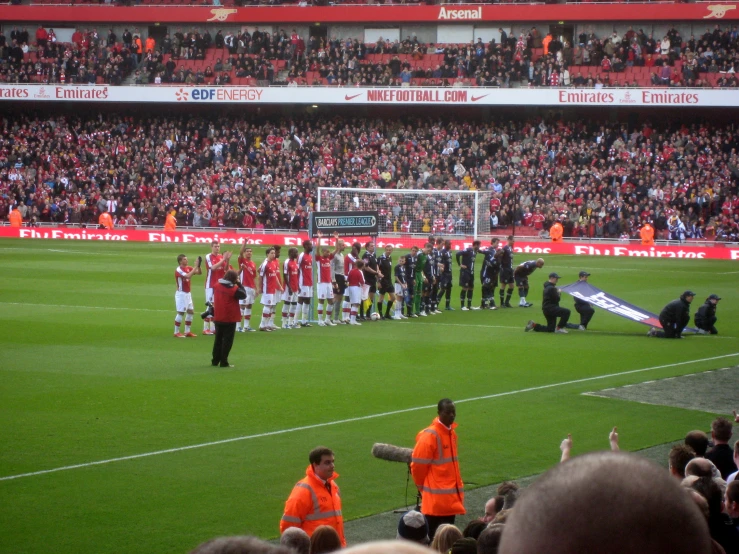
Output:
(499, 452), (713, 554)
(309, 525), (342, 554)
(669, 444), (697, 480)
(686, 430), (710, 458)
(280, 528), (310, 554)
(706, 417), (737, 480)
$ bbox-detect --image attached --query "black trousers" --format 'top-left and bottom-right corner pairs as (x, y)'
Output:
(534, 307), (571, 332)
(425, 514), (456, 541)
(654, 316), (681, 338)
(576, 304), (595, 328)
(212, 321), (237, 366)
(695, 316), (717, 334)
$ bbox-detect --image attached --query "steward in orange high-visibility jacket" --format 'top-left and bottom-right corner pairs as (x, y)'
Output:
(280, 446), (346, 546)
(411, 399), (465, 537)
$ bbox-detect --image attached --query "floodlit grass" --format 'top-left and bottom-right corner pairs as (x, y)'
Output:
(1, 238), (737, 554)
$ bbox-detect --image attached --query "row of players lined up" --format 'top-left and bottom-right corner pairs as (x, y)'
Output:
(173, 234), (556, 336)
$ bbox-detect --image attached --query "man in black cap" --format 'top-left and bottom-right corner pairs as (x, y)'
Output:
(525, 273), (570, 334)
(648, 291), (695, 339)
(565, 271), (595, 331)
(694, 294), (721, 335)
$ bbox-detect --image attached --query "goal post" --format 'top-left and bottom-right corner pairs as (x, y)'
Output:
(317, 188), (491, 239)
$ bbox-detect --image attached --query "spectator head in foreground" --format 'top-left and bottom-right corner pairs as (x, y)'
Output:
(686, 430), (710, 457)
(481, 496), (504, 524)
(397, 510), (430, 545)
(498, 452), (712, 554)
(476, 524), (504, 554)
(280, 527), (310, 554)
(190, 536), (294, 554)
(669, 444), (696, 479)
(342, 541), (436, 554)
(309, 525), (342, 554)
(430, 523), (463, 553)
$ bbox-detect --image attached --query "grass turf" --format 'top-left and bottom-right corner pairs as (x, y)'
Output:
(0, 238), (737, 553)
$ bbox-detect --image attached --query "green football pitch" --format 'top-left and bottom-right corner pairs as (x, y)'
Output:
(1, 238), (737, 554)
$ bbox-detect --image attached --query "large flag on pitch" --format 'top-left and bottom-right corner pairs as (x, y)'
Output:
(560, 280), (698, 332)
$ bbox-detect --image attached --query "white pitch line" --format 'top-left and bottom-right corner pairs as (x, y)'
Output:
(1, 352), (737, 483)
(718, 271), (739, 275)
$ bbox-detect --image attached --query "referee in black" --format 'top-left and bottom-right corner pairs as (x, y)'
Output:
(377, 245), (395, 320)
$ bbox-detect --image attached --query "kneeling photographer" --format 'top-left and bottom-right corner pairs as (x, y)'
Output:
(211, 269), (247, 368)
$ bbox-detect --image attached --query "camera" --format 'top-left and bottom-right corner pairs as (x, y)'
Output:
(196, 255), (202, 268)
(201, 302), (214, 320)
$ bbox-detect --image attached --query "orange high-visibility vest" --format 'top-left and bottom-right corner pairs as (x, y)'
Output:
(411, 418), (465, 517)
(542, 35), (552, 55)
(8, 209), (23, 227)
(550, 221), (564, 242)
(280, 466), (345, 546)
(98, 212), (113, 229)
(640, 224), (654, 245)
(164, 212), (177, 231)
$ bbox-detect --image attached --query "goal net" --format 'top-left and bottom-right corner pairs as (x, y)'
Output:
(317, 187), (491, 238)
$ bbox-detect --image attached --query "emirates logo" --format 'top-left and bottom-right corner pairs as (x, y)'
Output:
(175, 88), (189, 102)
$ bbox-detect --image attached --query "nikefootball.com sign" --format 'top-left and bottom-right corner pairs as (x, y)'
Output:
(2, 85), (739, 107)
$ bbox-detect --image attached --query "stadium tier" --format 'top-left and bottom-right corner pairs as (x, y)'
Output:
(1, 112), (737, 242)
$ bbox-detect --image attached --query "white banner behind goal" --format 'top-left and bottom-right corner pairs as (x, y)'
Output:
(317, 188), (491, 239)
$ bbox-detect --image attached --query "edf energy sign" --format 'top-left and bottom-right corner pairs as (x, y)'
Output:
(310, 211), (379, 237)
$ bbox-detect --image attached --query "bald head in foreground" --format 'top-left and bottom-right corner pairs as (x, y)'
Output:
(342, 540), (436, 554)
(499, 451), (713, 554)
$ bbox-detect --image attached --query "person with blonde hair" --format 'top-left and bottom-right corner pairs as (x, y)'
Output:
(430, 524), (462, 553)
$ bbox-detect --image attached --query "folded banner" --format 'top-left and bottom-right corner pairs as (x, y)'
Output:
(560, 280), (698, 332)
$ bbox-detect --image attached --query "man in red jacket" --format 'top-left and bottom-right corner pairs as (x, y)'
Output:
(211, 269), (246, 368)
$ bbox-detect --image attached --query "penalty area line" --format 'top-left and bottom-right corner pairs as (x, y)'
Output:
(1, 352), (738, 483)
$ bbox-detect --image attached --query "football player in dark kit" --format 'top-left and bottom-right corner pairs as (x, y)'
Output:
(525, 272), (571, 334)
(438, 239), (454, 310)
(428, 237), (444, 314)
(694, 294), (721, 335)
(513, 258), (545, 307)
(456, 240), (484, 311)
(648, 291), (695, 339)
(496, 235), (515, 308)
(480, 238), (501, 310)
(565, 271), (596, 331)
(404, 246), (420, 318)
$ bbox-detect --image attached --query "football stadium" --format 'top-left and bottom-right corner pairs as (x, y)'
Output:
(1, 2), (739, 553)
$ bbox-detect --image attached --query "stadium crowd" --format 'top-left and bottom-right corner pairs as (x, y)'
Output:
(186, 414), (739, 554)
(0, 26), (137, 85)
(2, 111), (738, 241)
(2, 24), (739, 88)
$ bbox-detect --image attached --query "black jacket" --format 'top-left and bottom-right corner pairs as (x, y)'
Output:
(659, 298), (691, 327)
(541, 281), (561, 313)
(694, 300), (717, 326)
